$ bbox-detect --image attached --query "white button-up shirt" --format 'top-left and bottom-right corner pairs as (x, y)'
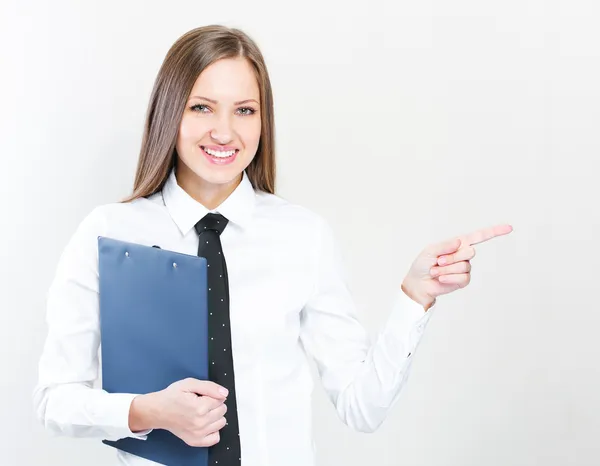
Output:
(33, 168), (436, 466)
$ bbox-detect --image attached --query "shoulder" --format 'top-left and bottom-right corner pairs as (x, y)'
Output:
(66, 195), (164, 251)
(254, 191), (330, 232)
(53, 194), (165, 272)
(76, 196), (159, 233)
(252, 191), (336, 252)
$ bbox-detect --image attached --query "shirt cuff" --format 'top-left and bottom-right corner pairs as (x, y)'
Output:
(378, 287), (436, 365)
(100, 393), (152, 441)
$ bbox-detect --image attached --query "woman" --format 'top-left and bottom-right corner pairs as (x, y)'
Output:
(33, 24), (512, 465)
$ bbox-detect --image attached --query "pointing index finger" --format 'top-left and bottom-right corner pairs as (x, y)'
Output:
(462, 224), (513, 246)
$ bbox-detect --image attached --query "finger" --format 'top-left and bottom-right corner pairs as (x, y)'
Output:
(437, 273), (470, 286)
(428, 237), (461, 257)
(202, 416), (227, 436)
(182, 378), (228, 399)
(203, 402), (228, 424)
(431, 261), (471, 277)
(197, 395), (226, 413)
(462, 224), (513, 246)
(190, 430), (220, 448)
(438, 246), (476, 266)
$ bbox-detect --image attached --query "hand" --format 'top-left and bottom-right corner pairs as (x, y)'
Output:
(401, 224), (513, 310)
(129, 378), (229, 447)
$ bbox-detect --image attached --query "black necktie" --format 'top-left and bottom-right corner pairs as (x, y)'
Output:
(194, 213), (241, 465)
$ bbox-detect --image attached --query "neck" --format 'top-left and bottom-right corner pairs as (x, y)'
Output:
(176, 165), (242, 210)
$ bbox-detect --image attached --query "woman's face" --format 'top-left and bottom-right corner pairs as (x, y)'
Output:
(175, 57), (261, 191)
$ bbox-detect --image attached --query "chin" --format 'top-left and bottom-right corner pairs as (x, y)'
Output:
(188, 163), (246, 187)
(201, 171), (243, 186)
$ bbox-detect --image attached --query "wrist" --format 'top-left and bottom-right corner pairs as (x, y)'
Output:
(401, 280), (436, 312)
(129, 392), (162, 432)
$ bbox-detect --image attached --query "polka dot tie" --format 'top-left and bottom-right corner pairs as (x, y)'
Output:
(195, 213), (241, 465)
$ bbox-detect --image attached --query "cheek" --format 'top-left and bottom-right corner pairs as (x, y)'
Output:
(178, 117), (201, 143)
(242, 119), (262, 149)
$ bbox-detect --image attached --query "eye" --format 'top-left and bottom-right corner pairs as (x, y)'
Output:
(190, 104), (209, 113)
(237, 107), (257, 116)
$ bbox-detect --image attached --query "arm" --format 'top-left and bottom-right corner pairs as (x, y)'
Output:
(299, 217), (436, 433)
(32, 207), (151, 441)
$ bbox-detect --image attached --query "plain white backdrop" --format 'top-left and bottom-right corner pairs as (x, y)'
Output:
(1, 0), (599, 465)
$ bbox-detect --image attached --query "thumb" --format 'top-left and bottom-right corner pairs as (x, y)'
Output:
(429, 237), (461, 257)
(180, 378), (228, 399)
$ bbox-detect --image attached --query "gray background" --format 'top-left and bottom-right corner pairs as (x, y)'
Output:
(1, 0), (598, 465)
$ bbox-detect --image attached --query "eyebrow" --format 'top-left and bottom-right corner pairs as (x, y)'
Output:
(190, 96), (259, 106)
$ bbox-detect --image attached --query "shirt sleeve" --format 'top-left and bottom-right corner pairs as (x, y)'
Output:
(299, 216), (437, 433)
(32, 206), (152, 441)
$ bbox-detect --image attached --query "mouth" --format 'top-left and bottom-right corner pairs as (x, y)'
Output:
(200, 146), (239, 166)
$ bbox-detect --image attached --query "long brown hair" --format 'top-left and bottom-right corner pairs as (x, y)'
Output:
(122, 25), (276, 203)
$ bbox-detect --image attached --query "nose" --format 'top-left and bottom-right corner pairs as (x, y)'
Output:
(210, 114), (234, 144)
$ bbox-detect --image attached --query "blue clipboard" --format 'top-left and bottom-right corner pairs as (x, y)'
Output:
(98, 236), (209, 466)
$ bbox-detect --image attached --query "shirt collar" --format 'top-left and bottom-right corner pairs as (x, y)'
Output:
(162, 167), (256, 236)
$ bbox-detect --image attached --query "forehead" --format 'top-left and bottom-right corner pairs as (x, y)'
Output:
(190, 57), (259, 101)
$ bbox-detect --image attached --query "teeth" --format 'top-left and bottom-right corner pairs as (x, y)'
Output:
(204, 147), (236, 158)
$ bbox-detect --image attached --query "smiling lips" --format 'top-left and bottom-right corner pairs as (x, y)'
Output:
(200, 146), (239, 165)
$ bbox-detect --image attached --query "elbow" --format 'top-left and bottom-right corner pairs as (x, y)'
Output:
(32, 383), (71, 436)
(335, 396), (388, 434)
(346, 416), (385, 434)
(32, 383), (56, 433)
(32, 384), (51, 431)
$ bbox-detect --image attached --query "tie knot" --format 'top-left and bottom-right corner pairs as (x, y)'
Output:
(194, 213), (229, 236)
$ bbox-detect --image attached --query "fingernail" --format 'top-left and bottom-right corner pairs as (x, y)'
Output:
(219, 387), (229, 396)
(438, 257), (447, 265)
(430, 268), (438, 277)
